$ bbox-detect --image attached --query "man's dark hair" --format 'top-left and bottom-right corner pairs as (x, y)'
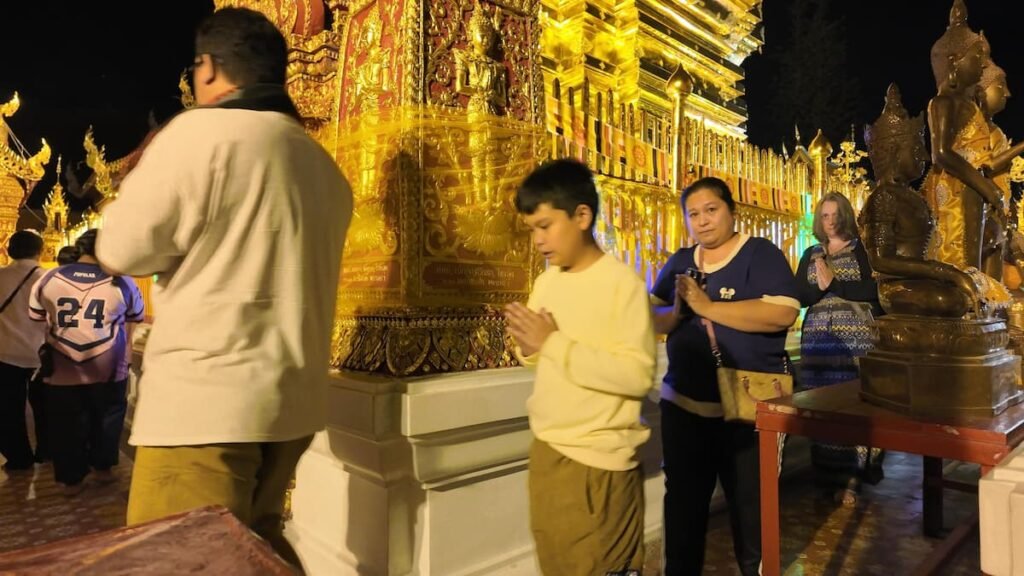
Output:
(515, 159), (599, 231)
(7, 230), (43, 260)
(681, 176), (737, 213)
(195, 8), (288, 87)
(75, 229), (98, 258)
(56, 246), (80, 266)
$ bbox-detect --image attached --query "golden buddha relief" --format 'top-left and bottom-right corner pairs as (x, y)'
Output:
(349, 7), (391, 115)
(455, 0), (507, 116)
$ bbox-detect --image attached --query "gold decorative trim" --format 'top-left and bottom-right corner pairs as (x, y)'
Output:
(333, 306), (520, 375)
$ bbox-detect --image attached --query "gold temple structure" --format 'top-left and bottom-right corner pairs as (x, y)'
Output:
(0, 92), (51, 266)
(64, 2), (873, 375)
(192, 0), (866, 377)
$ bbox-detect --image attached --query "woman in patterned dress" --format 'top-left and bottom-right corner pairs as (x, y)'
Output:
(796, 192), (884, 505)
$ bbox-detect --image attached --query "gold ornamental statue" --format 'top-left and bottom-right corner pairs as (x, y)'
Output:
(920, 0), (1010, 305)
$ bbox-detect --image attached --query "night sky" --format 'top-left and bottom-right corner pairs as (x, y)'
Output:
(2, 1), (1020, 211)
(745, 0), (1021, 150)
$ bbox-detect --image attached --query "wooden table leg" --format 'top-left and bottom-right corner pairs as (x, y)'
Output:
(760, 430), (781, 576)
(923, 456), (944, 537)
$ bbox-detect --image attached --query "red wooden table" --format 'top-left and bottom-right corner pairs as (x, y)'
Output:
(757, 380), (1024, 576)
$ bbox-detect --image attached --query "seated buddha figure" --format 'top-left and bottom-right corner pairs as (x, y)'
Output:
(920, 0), (1009, 304)
(860, 84), (983, 318)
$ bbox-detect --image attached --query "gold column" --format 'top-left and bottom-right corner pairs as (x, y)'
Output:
(808, 129), (833, 206)
(666, 63), (693, 194)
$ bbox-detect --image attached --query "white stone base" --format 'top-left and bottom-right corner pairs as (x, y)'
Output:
(285, 363), (667, 576)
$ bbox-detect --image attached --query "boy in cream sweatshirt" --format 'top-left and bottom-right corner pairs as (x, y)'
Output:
(505, 159), (657, 576)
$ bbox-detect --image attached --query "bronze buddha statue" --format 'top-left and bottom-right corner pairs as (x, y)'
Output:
(858, 74), (1023, 419)
(860, 84), (981, 318)
(920, 0), (1010, 309)
(975, 58), (1024, 285)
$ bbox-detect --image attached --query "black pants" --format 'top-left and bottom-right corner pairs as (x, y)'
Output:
(28, 377), (49, 460)
(661, 400), (761, 576)
(46, 380), (128, 485)
(0, 361), (35, 468)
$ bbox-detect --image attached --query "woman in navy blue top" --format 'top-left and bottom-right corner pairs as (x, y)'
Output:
(652, 177), (800, 576)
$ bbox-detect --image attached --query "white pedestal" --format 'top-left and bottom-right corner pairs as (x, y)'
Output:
(286, 364), (666, 576)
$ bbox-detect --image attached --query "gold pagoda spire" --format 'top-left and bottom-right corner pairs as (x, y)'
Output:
(43, 155), (69, 233)
(40, 155), (70, 264)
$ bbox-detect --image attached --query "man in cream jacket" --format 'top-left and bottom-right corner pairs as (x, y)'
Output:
(96, 8), (352, 567)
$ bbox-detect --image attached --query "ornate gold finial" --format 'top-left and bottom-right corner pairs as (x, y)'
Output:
(808, 129), (832, 157)
(864, 83), (925, 150)
(179, 71), (196, 109)
(666, 63), (693, 97)
(930, 0), (986, 86)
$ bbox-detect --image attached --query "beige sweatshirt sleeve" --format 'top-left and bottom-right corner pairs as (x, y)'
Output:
(97, 114), (209, 277)
(538, 274), (656, 398)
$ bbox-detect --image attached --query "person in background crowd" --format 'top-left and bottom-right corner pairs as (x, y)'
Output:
(0, 230), (46, 471)
(652, 177), (800, 576)
(28, 230), (144, 495)
(57, 246), (81, 266)
(796, 192), (884, 505)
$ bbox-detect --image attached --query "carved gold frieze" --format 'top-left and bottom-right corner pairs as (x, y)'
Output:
(333, 306), (519, 375)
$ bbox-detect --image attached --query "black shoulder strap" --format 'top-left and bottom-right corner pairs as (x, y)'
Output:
(0, 266), (40, 315)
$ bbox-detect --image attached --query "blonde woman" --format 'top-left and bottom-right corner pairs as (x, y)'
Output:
(796, 192), (883, 505)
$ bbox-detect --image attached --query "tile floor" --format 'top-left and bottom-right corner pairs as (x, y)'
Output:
(1, 449), (981, 574)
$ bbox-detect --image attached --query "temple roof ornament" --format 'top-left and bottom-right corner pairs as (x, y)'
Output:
(84, 127), (116, 200)
(0, 92), (51, 183)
